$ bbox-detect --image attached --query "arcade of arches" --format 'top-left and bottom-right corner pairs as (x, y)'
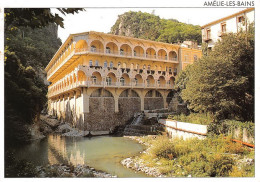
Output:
(46, 31), (202, 131)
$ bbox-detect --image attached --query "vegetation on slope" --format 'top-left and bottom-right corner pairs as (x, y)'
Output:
(137, 135), (254, 177)
(110, 11), (201, 44)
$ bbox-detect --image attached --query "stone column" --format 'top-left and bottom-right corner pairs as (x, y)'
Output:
(141, 95), (144, 111)
(114, 95), (119, 113)
(63, 96), (65, 115)
(74, 91), (77, 116)
(55, 99), (57, 116)
(82, 88), (90, 113)
(163, 95), (167, 109)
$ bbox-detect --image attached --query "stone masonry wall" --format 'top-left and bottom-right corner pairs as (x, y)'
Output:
(83, 97), (141, 131)
(144, 98), (164, 110)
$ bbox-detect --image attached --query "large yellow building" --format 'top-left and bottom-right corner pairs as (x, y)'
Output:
(45, 31), (201, 131)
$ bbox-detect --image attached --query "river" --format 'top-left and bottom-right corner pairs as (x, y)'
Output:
(13, 134), (148, 177)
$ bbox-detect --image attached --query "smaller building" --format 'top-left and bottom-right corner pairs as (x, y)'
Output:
(201, 8), (254, 48)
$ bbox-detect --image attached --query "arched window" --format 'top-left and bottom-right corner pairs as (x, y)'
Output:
(120, 77), (125, 86)
(95, 60), (99, 66)
(89, 60), (93, 66)
(143, 64), (146, 69)
(120, 49), (124, 55)
(118, 62), (121, 68)
(134, 78), (138, 86)
(110, 61), (113, 68)
(169, 67), (172, 72)
(91, 45), (96, 52)
(157, 80), (160, 86)
(134, 50), (136, 56)
(106, 47), (111, 53)
(104, 61), (107, 68)
(148, 65), (151, 71)
(106, 77), (112, 85)
(166, 66), (168, 72)
(91, 76), (97, 84)
(146, 79), (150, 86)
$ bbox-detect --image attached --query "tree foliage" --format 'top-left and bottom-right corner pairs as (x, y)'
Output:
(177, 31), (254, 122)
(5, 8), (84, 30)
(110, 11), (201, 44)
(4, 8), (84, 143)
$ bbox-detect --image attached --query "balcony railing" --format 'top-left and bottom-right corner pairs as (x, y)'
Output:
(134, 53), (145, 58)
(48, 81), (175, 97)
(169, 57), (177, 61)
(158, 55), (168, 60)
(48, 45), (182, 80)
(146, 54), (157, 59)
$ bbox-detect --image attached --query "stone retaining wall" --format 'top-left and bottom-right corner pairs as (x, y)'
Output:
(144, 98), (164, 110)
(83, 97), (141, 131)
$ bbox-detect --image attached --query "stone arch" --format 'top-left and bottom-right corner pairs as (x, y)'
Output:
(105, 42), (118, 54)
(166, 90), (176, 104)
(121, 73), (130, 86)
(146, 47), (157, 59)
(144, 90), (164, 110)
(158, 75), (166, 87)
(133, 46), (145, 57)
(169, 51), (178, 61)
(145, 90), (153, 97)
(106, 72), (117, 85)
(77, 70), (87, 82)
(90, 88), (114, 97)
(75, 40), (88, 52)
(134, 74), (143, 86)
(90, 40), (104, 53)
(120, 44), (132, 56)
(169, 76), (175, 86)
(158, 49), (168, 60)
(91, 71), (102, 84)
(146, 75), (155, 86)
(119, 89), (140, 98)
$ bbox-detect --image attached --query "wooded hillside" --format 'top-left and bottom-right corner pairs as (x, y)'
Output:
(110, 11), (201, 44)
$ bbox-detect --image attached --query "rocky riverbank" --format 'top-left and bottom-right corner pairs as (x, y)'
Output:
(121, 136), (165, 177)
(36, 164), (116, 178)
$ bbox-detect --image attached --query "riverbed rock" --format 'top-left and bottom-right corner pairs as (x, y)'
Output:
(36, 164), (116, 178)
(40, 114), (60, 129)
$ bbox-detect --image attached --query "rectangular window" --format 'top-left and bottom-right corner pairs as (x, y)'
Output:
(221, 23), (226, 33)
(237, 16), (245, 23)
(206, 29), (211, 39)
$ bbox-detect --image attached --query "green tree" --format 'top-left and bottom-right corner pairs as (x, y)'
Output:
(179, 32), (254, 121)
(4, 8), (84, 144)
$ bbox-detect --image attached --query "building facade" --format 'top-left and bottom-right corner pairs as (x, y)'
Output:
(45, 31), (201, 131)
(201, 8), (254, 48)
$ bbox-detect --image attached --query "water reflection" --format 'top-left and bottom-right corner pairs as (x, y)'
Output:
(14, 135), (147, 177)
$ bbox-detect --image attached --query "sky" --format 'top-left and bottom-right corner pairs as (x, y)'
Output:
(55, 7), (248, 43)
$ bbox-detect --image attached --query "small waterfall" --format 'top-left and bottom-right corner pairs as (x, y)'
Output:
(131, 113), (143, 125)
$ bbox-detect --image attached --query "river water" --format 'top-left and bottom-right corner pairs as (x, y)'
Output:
(14, 134), (148, 177)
